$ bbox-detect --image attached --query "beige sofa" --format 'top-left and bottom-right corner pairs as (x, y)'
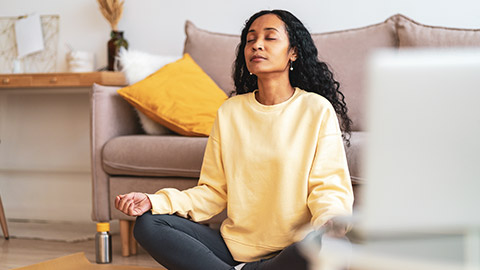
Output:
(90, 14), (480, 256)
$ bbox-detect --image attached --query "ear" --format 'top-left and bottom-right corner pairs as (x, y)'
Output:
(289, 46), (298, 62)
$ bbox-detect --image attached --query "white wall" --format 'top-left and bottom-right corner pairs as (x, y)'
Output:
(0, 89), (92, 222)
(0, 0), (479, 223)
(1, 0), (480, 72)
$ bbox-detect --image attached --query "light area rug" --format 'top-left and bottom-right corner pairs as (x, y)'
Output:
(7, 219), (120, 242)
(13, 252), (159, 270)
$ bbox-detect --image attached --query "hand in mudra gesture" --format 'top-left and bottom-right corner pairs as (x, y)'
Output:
(115, 192), (152, 217)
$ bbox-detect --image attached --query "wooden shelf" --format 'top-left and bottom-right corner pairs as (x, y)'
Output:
(0, 72), (127, 89)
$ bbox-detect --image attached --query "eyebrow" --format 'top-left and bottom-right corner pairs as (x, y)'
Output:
(248, 27), (280, 33)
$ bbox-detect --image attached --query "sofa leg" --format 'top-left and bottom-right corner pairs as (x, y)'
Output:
(120, 220), (130, 257)
(120, 219), (137, 257)
(129, 220), (137, 255)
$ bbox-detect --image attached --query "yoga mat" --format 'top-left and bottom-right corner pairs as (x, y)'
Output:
(13, 252), (162, 270)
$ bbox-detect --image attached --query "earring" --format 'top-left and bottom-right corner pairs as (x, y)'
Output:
(290, 61), (293, 71)
(249, 72), (253, 75)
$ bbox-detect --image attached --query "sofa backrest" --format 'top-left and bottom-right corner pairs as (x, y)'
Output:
(183, 14), (480, 132)
(183, 21), (239, 98)
(310, 19), (397, 131)
(394, 14), (480, 48)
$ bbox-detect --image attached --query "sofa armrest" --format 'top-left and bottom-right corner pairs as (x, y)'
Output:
(90, 83), (142, 222)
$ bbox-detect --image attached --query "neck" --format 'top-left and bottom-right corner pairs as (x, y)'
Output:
(256, 73), (295, 105)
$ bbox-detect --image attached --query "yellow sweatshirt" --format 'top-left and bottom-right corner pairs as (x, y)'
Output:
(146, 88), (353, 262)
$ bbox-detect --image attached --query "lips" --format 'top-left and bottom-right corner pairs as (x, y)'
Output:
(250, 55), (267, 61)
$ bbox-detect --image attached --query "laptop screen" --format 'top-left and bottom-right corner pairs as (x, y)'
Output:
(358, 48), (480, 235)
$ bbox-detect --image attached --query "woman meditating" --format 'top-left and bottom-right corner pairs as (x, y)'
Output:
(115, 9), (354, 270)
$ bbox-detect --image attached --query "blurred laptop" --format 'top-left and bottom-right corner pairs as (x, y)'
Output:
(355, 48), (480, 268)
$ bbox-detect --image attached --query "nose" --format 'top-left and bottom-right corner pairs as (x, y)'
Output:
(252, 39), (263, 51)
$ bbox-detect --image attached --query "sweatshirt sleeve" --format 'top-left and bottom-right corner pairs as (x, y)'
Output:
(146, 117), (227, 222)
(307, 106), (354, 228)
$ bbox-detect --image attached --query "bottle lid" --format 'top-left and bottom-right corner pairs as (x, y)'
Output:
(97, 222), (110, 232)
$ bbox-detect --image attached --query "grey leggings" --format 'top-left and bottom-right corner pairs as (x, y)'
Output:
(133, 212), (309, 270)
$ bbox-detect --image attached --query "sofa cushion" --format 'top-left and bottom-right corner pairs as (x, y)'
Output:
(103, 135), (208, 178)
(183, 21), (240, 97)
(102, 132), (365, 187)
(117, 53), (228, 136)
(395, 14), (480, 48)
(311, 18), (397, 131)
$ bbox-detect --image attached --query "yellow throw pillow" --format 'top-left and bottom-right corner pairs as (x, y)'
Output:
(117, 53), (228, 136)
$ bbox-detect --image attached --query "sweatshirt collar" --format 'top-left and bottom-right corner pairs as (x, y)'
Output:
(249, 87), (301, 112)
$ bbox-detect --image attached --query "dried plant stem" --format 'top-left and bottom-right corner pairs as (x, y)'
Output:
(97, 0), (124, 31)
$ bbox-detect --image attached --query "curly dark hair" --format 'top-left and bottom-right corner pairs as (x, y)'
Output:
(233, 10), (352, 146)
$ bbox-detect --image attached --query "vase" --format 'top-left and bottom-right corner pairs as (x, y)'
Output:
(107, 30), (129, 71)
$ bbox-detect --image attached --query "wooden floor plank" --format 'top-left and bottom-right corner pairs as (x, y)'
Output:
(0, 234), (163, 269)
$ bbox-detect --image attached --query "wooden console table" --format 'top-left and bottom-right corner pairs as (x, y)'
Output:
(0, 72), (126, 88)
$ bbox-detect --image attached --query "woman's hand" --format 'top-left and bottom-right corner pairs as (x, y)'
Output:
(322, 217), (351, 238)
(115, 192), (152, 217)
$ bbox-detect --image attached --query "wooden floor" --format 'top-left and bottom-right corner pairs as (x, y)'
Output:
(0, 234), (165, 269)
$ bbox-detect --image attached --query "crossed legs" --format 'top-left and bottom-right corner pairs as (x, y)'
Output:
(134, 212), (310, 270)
